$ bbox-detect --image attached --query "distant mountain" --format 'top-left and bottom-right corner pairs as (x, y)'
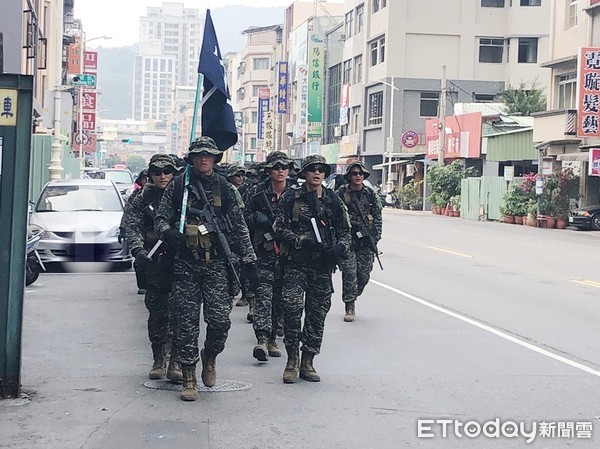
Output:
(94, 6), (285, 121)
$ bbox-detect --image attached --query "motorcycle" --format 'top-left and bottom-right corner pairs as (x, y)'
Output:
(25, 226), (45, 286)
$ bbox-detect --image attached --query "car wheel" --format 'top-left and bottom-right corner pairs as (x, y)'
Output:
(591, 215), (600, 231)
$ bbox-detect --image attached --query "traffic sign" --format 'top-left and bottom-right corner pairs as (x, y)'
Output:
(68, 74), (96, 88)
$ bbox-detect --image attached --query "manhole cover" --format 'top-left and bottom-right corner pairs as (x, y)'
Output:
(144, 379), (251, 392)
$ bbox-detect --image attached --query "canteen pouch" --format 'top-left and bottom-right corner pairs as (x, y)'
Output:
(185, 223), (200, 248)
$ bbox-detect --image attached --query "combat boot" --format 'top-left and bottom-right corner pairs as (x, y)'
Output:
(200, 348), (217, 387)
(267, 338), (282, 357)
(344, 301), (356, 322)
(166, 348), (183, 383)
(299, 352), (321, 382)
(282, 345), (299, 383)
(246, 297), (255, 323)
(180, 365), (198, 401)
(149, 343), (165, 379)
(253, 334), (269, 362)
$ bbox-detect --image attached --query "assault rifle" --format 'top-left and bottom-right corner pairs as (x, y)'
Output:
(349, 194), (384, 270)
(251, 190), (280, 254)
(306, 190), (338, 272)
(187, 182), (241, 287)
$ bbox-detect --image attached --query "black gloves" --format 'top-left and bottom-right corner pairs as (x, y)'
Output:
(300, 236), (321, 251)
(164, 228), (186, 250)
(322, 243), (346, 267)
(118, 227), (126, 244)
(242, 262), (259, 290)
(253, 211), (272, 229)
(134, 249), (150, 268)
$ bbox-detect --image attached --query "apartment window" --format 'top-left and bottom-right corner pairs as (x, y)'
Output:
(356, 4), (364, 34)
(370, 41), (378, 66)
(145, 60), (150, 70)
(380, 37), (385, 63)
(479, 38), (504, 63)
(250, 138), (257, 149)
(481, 0), (504, 6)
(352, 106), (361, 134)
(369, 37), (386, 66)
(327, 63), (342, 144)
(368, 91), (383, 125)
(474, 94), (496, 102)
(420, 92), (439, 117)
(520, 0), (541, 5)
(373, 0), (380, 13)
(354, 55), (363, 84)
(237, 87), (245, 101)
(253, 58), (270, 70)
(251, 111), (258, 123)
(343, 59), (352, 84)
(558, 73), (577, 109)
(518, 38), (538, 63)
(568, 0), (578, 28)
(344, 11), (353, 37)
(382, 0), (387, 6)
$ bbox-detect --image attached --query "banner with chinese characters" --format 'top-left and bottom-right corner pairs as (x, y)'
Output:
(577, 47), (600, 137)
(264, 111), (274, 151)
(67, 37), (83, 74)
(277, 62), (288, 114)
(0, 89), (18, 126)
(425, 112), (482, 159)
(295, 65), (308, 139)
(307, 31), (324, 137)
(257, 87), (270, 140)
(589, 148), (600, 176)
(340, 83), (350, 126)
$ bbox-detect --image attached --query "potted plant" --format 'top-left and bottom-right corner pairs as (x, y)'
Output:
(526, 200), (538, 226)
(450, 195), (461, 217)
(552, 167), (579, 229)
(426, 160), (478, 216)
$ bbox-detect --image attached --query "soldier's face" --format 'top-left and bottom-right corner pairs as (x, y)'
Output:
(229, 173), (244, 187)
(149, 167), (175, 189)
(348, 165), (365, 188)
(191, 153), (215, 175)
(270, 164), (289, 183)
(305, 164), (326, 189)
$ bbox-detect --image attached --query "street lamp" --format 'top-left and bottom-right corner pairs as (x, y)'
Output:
(377, 78), (400, 193)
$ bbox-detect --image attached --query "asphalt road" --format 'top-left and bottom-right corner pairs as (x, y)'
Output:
(2, 210), (600, 448)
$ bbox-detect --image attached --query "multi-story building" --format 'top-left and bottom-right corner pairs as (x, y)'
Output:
(334, 0), (551, 186)
(533, 0), (600, 206)
(133, 3), (203, 124)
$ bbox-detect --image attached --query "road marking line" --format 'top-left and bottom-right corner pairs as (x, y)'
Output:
(450, 230), (479, 237)
(371, 279), (600, 378)
(425, 246), (473, 259)
(571, 279), (600, 289)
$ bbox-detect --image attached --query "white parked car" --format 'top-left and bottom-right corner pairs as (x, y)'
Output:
(29, 179), (133, 269)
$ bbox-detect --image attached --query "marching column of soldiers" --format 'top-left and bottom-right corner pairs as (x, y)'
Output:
(123, 137), (383, 402)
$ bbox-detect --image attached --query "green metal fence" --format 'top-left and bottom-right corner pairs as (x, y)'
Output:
(461, 176), (509, 221)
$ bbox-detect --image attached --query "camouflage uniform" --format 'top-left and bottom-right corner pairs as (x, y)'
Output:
(244, 151), (293, 361)
(120, 171), (147, 292)
(125, 155), (181, 380)
(274, 155), (351, 383)
(154, 137), (256, 397)
(337, 162), (383, 321)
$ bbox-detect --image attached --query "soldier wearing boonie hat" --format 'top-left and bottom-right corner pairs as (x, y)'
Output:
(125, 152), (182, 384)
(154, 136), (257, 401)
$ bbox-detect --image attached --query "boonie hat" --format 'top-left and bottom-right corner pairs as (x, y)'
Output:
(298, 154), (331, 179)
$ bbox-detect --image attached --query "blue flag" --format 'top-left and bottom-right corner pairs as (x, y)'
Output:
(197, 10), (238, 151)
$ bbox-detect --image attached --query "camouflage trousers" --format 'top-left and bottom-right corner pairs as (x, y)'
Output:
(171, 257), (233, 366)
(144, 262), (174, 346)
(339, 248), (374, 303)
(253, 252), (283, 339)
(281, 262), (332, 355)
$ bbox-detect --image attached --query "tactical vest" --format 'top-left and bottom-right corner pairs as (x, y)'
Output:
(141, 186), (163, 251)
(340, 185), (375, 229)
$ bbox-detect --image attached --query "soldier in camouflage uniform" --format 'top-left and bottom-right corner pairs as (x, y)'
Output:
(337, 162), (383, 322)
(273, 154), (351, 383)
(224, 163), (246, 188)
(154, 137), (257, 402)
(126, 155), (182, 382)
(244, 151), (293, 362)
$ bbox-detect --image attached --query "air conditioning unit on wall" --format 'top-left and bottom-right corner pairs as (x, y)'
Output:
(334, 126), (342, 138)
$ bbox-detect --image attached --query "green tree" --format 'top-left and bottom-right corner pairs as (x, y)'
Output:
(105, 155), (122, 168)
(498, 80), (546, 116)
(426, 160), (478, 206)
(126, 154), (147, 174)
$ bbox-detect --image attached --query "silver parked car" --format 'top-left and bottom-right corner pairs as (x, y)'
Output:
(29, 179), (133, 269)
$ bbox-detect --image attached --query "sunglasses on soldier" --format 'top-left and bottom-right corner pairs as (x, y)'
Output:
(350, 171), (365, 176)
(307, 164), (326, 173)
(271, 163), (290, 171)
(149, 168), (175, 176)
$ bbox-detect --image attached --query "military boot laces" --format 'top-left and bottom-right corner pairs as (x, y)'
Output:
(180, 366), (198, 402)
(253, 335), (269, 362)
(282, 345), (300, 384)
(267, 338), (282, 357)
(200, 348), (217, 388)
(149, 343), (165, 379)
(344, 301), (356, 322)
(167, 354), (183, 383)
(299, 352), (321, 382)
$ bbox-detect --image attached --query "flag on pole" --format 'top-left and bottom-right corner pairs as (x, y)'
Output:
(197, 9), (238, 151)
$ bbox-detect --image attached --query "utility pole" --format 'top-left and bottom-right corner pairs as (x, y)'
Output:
(386, 77), (396, 194)
(438, 65), (447, 165)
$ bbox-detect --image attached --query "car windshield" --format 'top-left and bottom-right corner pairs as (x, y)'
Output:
(35, 185), (123, 212)
(87, 170), (133, 184)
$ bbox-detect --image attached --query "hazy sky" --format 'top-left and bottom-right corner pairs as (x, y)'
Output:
(75, 0), (343, 47)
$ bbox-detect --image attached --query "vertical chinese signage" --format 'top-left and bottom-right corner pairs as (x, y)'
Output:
(340, 83), (350, 126)
(577, 47), (600, 137)
(66, 36), (83, 75)
(73, 50), (99, 153)
(307, 31), (324, 138)
(295, 65), (308, 139)
(0, 89), (18, 126)
(257, 87), (270, 140)
(589, 148), (600, 176)
(277, 62), (288, 114)
(264, 111), (274, 151)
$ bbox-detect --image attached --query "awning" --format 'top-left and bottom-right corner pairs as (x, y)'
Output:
(557, 152), (589, 162)
(372, 160), (411, 170)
